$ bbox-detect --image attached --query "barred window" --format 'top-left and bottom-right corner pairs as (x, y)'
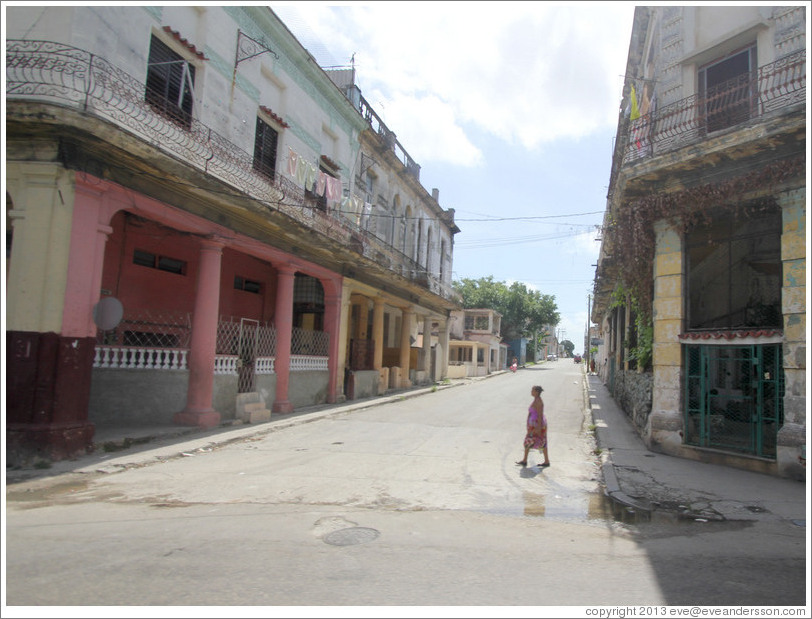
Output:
(145, 36), (195, 127)
(253, 117), (279, 180)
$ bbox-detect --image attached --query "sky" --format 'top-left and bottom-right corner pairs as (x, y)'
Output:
(272, 1), (637, 350)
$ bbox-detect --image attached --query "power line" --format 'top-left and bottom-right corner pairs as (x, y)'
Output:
(454, 210), (605, 222)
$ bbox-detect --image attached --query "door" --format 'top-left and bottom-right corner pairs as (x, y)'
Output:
(684, 343), (784, 458)
(237, 318), (260, 393)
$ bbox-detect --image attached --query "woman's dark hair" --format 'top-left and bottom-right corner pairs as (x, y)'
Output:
(533, 385), (544, 394)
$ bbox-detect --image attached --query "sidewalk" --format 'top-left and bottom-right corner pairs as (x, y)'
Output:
(587, 372), (807, 527)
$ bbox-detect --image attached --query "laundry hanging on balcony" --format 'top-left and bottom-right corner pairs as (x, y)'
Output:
(287, 147), (342, 204)
(627, 82), (657, 158)
(339, 194), (364, 227)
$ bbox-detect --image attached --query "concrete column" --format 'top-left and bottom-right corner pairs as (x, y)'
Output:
(5, 165), (97, 463)
(399, 307), (413, 388)
(272, 265), (296, 414)
(175, 237), (224, 428)
(436, 318), (449, 380)
(647, 221), (685, 454)
(372, 297), (385, 371)
(63, 182), (114, 338)
(5, 163), (73, 333)
(323, 281), (342, 404)
(776, 187), (806, 480)
(421, 316), (432, 375)
(336, 285), (352, 399)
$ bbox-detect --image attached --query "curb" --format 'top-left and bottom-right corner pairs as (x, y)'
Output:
(583, 370), (653, 521)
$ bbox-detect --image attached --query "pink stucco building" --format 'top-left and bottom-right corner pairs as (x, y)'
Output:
(5, 6), (461, 464)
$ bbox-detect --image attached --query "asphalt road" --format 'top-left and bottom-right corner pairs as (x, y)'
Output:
(5, 362), (807, 612)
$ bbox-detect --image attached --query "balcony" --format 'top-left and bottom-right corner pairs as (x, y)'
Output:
(621, 50), (805, 165)
(5, 39), (456, 302)
(358, 94), (421, 181)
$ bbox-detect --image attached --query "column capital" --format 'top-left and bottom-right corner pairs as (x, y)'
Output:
(199, 236), (226, 251)
(276, 263), (297, 277)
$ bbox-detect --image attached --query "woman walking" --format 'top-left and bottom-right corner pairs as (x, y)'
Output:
(516, 385), (550, 467)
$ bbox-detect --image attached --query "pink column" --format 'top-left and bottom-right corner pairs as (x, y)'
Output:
(323, 288), (341, 404)
(272, 264), (295, 413)
(175, 238), (223, 428)
(63, 183), (114, 338)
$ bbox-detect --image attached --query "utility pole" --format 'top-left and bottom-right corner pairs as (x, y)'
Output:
(586, 293), (592, 372)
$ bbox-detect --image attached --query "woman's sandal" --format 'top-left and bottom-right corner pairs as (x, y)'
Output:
(515, 460), (527, 466)
(539, 462), (551, 468)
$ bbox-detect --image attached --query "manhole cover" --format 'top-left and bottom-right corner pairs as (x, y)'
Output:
(323, 527), (380, 546)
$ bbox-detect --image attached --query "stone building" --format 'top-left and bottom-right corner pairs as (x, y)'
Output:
(5, 5), (460, 464)
(591, 6), (805, 479)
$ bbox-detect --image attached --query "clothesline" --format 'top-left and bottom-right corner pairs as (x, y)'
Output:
(286, 147), (371, 227)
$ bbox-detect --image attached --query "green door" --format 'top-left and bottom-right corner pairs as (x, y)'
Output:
(684, 343), (783, 458)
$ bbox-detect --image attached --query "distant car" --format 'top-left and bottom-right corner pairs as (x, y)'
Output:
(547, 354), (557, 361)
(573, 354), (582, 363)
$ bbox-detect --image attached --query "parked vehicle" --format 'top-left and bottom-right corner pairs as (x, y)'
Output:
(573, 354), (582, 363)
(547, 354), (557, 361)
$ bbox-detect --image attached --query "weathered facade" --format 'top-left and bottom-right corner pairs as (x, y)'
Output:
(447, 309), (506, 378)
(5, 6), (460, 464)
(592, 6), (805, 479)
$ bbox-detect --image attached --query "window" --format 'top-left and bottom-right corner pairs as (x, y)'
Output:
(364, 171), (375, 202)
(293, 273), (325, 330)
(145, 36), (195, 127)
(686, 210), (781, 330)
(133, 249), (186, 275)
(699, 45), (756, 133)
(253, 117), (278, 180)
(234, 276), (262, 294)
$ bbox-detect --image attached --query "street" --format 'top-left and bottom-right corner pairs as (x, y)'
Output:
(5, 362), (807, 610)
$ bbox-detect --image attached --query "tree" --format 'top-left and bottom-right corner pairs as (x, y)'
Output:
(561, 340), (575, 357)
(452, 276), (560, 341)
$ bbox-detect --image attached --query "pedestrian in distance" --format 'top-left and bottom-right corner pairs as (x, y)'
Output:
(510, 356), (518, 373)
(516, 385), (550, 468)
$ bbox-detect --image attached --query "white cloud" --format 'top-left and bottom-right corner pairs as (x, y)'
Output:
(275, 2), (635, 162)
(366, 88), (484, 167)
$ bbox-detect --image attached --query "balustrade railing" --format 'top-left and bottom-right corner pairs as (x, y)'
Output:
(6, 39), (454, 300)
(94, 346), (188, 370)
(623, 50), (805, 164)
(94, 314), (328, 373)
(291, 355), (329, 371)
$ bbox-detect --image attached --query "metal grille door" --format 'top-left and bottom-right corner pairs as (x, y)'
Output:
(684, 344), (784, 458)
(237, 318), (260, 393)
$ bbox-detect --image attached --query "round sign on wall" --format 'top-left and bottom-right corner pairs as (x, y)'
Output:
(93, 297), (124, 330)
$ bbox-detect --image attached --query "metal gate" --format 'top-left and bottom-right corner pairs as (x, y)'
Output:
(237, 318), (260, 393)
(684, 343), (784, 458)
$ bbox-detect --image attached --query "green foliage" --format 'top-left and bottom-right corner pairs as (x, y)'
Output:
(561, 340), (575, 356)
(608, 157), (801, 318)
(452, 276), (560, 341)
(611, 283), (653, 371)
(629, 318), (653, 370)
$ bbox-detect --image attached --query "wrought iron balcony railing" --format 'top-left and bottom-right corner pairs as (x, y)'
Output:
(6, 39), (457, 302)
(358, 94), (421, 180)
(622, 50), (805, 164)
